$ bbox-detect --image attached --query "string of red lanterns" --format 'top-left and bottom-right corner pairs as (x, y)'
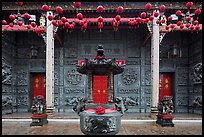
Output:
(2, 2), (202, 35)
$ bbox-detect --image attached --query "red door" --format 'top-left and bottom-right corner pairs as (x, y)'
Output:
(93, 75), (108, 104)
(33, 73), (46, 100)
(159, 73), (172, 101)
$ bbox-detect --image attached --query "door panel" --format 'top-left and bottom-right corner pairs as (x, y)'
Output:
(33, 73), (46, 100)
(159, 73), (172, 101)
(93, 75), (108, 104)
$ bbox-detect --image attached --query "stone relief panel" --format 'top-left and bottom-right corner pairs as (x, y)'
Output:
(64, 67), (86, 87)
(176, 95), (189, 107)
(191, 63), (202, 84)
(2, 85), (12, 94)
(118, 88), (140, 94)
(177, 73), (189, 85)
(141, 96), (151, 106)
(141, 66), (151, 86)
(193, 84), (202, 93)
(64, 87), (85, 94)
(2, 59), (12, 85)
(15, 71), (28, 86)
(17, 95), (29, 107)
(176, 87), (188, 94)
(118, 67), (140, 87)
(54, 95), (59, 107)
(64, 96), (85, 106)
(16, 87), (28, 95)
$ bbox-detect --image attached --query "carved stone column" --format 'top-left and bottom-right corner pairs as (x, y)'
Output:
(46, 11), (55, 117)
(108, 72), (114, 103)
(150, 10), (160, 117)
(87, 72), (93, 102)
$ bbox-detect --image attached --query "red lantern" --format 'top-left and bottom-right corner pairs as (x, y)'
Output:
(115, 15), (121, 21)
(176, 10), (182, 16)
(24, 13), (31, 19)
(97, 5), (104, 13)
(64, 22), (70, 28)
(42, 4), (49, 11)
(59, 20), (63, 26)
(156, 20), (161, 24)
(186, 16), (191, 22)
(195, 25), (200, 30)
(48, 15), (53, 21)
(177, 21), (182, 26)
(194, 9), (201, 15)
(2, 20), (7, 25)
(52, 20), (57, 26)
(190, 25), (194, 30)
(148, 16), (154, 21)
(18, 21), (23, 26)
(180, 24), (184, 29)
(31, 22), (36, 28)
(35, 27), (41, 34)
(73, 2), (81, 8)
(9, 23), (14, 27)
(77, 13), (83, 20)
(186, 2), (193, 8)
(140, 12), (146, 18)
(61, 17), (67, 23)
(193, 20), (199, 25)
(145, 3), (152, 10)
(117, 6), (124, 14)
(136, 17), (141, 23)
(9, 15), (16, 21)
(153, 12), (159, 17)
(145, 18), (149, 23)
(170, 24), (176, 29)
(161, 19), (166, 23)
(165, 26), (170, 30)
(98, 16), (103, 22)
(79, 20), (84, 26)
(168, 16), (173, 21)
(56, 6), (63, 14)
(26, 25), (31, 29)
(186, 23), (191, 28)
(15, 2), (23, 6)
(159, 5), (166, 11)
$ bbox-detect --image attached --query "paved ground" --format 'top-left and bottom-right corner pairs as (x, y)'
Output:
(2, 119), (202, 135)
(2, 113), (202, 135)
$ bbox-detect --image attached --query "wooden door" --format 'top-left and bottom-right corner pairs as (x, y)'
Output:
(33, 73), (46, 100)
(93, 75), (108, 104)
(159, 73), (173, 101)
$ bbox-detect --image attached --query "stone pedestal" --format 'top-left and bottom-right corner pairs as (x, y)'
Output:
(46, 107), (55, 118)
(30, 114), (48, 126)
(156, 114), (174, 127)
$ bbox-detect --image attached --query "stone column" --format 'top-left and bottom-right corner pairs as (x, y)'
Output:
(87, 72), (93, 103)
(46, 11), (55, 117)
(150, 10), (160, 117)
(108, 72), (114, 103)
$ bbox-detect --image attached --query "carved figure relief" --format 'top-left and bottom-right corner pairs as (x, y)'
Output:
(2, 60), (12, 84)
(121, 68), (137, 85)
(16, 72), (28, 85)
(193, 96), (202, 108)
(67, 69), (82, 85)
(192, 63), (202, 84)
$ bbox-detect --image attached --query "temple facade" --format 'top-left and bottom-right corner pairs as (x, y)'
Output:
(2, 2), (202, 115)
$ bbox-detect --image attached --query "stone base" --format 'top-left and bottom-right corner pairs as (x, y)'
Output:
(30, 114), (48, 126)
(46, 107), (55, 118)
(150, 107), (158, 119)
(156, 114), (174, 127)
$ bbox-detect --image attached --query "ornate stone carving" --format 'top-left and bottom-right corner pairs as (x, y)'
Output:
(176, 96), (188, 106)
(2, 96), (12, 109)
(158, 96), (174, 114)
(64, 96), (85, 106)
(121, 68), (138, 85)
(64, 88), (85, 94)
(118, 88), (140, 94)
(192, 96), (202, 108)
(192, 63), (202, 84)
(17, 88), (28, 94)
(17, 96), (28, 106)
(2, 60), (12, 85)
(16, 71), (28, 85)
(66, 69), (82, 85)
(54, 96), (59, 106)
(177, 73), (188, 85)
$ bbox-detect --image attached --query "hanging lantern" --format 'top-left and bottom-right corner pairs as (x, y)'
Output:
(193, 20), (199, 25)
(195, 25), (200, 30)
(59, 20), (64, 26)
(56, 6), (63, 14)
(165, 25), (170, 30)
(170, 24), (176, 29)
(31, 22), (36, 28)
(115, 15), (121, 21)
(153, 12), (159, 17)
(186, 16), (191, 22)
(77, 13), (83, 20)
(176, 10), (182, 16)
(2, 20), (7, 25)
(168, 43), (182, 58)
(23, 13), (31, 19)
(117, 6), (124, 14)
(26, 25), (31, 29)
(9, 23), (14, 27)
(79, 20), (84, 26)
(98, 16), (104, 22)
(9, 15), (16, 21)
(35, 27), (41, 34)
(168, 16), (172, 21)
(190, 25), (194, 30)
(42, 4), (50, 11)
(15, 2), (24, 6)
(48, 15), (53, 21)
(73, 2), (81, 8)
(161, 19), (166, 23)
(136, 17), (142, 23)
(64, 22), (70, 28)
(156, 20), (161, 24)
(186, 23), (191, 28)
(18, 21), (23, 26)
(140, 12), (146, 18)
(61, 17), (67, 23)
(177, 21), (182, 26)
(194, 9), (201, 15)
(145, 3), (152, 10)
(159, 5), (166, 11)
(180, 24), (184, 29)
(149, 16), (154, 21)
(97, 5), (104, 13)
(186, 2), (193, 9)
